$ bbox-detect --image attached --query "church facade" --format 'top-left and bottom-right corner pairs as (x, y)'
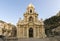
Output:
(17, 4), (46, 38)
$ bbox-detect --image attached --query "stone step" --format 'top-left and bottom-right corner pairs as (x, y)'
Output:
(0, 38), (50, 41)
(18, 38), (50, 41)
(0, 37), (59, 41)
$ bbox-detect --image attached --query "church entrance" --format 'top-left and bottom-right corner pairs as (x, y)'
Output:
(29, 28), (33, 38)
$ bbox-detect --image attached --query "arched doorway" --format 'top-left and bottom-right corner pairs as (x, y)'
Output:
(29, 28), (33, 38)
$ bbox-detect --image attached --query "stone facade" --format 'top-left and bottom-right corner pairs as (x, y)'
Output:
(17, 3), (46, 38)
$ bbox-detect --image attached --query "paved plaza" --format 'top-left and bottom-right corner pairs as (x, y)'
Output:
(0, 36), (60, 41)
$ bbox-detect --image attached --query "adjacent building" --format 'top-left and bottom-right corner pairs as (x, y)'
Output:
(0, 20), (16, 37)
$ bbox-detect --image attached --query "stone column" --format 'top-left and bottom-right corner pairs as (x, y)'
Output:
(37, 27), (39, 38)
(39, 26), (42, 38)
(17, 26), (20, 38)
(22, 27), (24, 38)
(27, 26), (29, 38)
(41, 25), (46, 38)
(34, 27), (36, 38)
(38, 27), (40, 38)
(23, 27), (25, 38)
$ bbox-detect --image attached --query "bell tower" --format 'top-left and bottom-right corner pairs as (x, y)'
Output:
(24, 3), (38, 22)
(27, 3), (35, 14)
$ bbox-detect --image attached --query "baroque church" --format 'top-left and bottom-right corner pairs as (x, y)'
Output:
(17, 3), (46, 38)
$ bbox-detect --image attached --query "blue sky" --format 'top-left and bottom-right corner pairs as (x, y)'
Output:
(0, 0), (60, 25)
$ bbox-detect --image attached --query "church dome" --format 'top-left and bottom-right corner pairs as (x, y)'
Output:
(27, 3), (35, 8)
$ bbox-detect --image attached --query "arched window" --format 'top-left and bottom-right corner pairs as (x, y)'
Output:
(29, 16), (33, 22)
(30, 9), (32, 13)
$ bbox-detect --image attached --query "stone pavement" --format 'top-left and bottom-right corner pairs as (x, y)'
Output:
(18, 38), (50, 41)
(0, 38), (3, 41)
(0, 36), (60, 41)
